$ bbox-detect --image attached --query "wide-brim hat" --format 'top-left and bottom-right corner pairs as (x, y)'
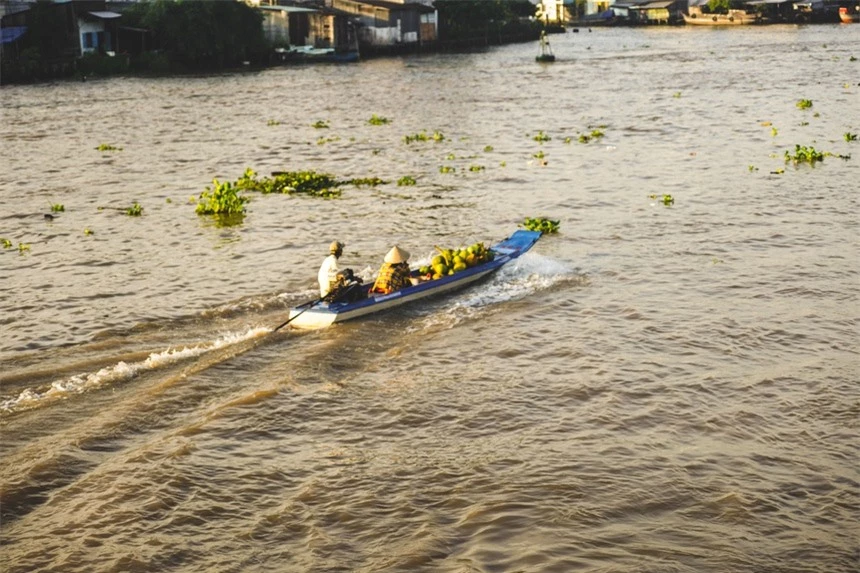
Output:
(384, 246), (409, 264)
(330, 240), (345, 253)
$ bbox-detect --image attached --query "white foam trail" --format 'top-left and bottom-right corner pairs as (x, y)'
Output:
(411, 253), (576, 330)
(1, 327), (270, 414)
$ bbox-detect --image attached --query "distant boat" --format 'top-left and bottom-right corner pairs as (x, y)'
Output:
(683, 6), (761, 24)
(275, 45), (359, 63)
(536, 31), (555, 62)
(839, 6), (860, 22)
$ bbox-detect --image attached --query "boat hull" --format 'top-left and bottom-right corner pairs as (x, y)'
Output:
(840, 7), (859, 22)
(286, 230), (542, 329)
(683, 9), (760, 25)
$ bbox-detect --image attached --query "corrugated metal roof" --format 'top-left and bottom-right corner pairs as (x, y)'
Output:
(258, 5), (319, 13)
(87, 11), (122, 20)
(639, 0), (674, 8)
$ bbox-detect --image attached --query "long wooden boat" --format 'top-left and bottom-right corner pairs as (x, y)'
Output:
(683, 7), (761, 25)
(286, 230), (542, 329)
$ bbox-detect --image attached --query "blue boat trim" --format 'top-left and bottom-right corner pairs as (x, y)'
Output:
(287, 230), (541, 328)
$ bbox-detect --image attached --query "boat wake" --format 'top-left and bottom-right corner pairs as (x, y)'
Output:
(0, 327), (270, 416)
(411, 253), (578, 329)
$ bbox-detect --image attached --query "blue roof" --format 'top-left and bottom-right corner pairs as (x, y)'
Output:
(1, 26), (27, 44)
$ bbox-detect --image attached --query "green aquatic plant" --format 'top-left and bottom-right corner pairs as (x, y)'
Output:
(397, 175), (417, 186)
(469, 165), (485, 172)
(578, 133), (591, 143)
(446, 153), (457, 161)
(267, 119), (281, 126)
(590, 129), (605, 139)
(771, 127), (778, 137)
(96, 143), (122, 151)
(533, 150), (545, 159)
(125, 202), (143, 216)
(649, 194), (674, 205)
(196, 179), (250, 215)
(368, 114), (390, 125)
(316, 136), (340, 145)
(522, 217), (560, 234)
(348, 177), (387, 187)
(312, 120), (329, 129)
(50, 203), (64, 213)
(1, 238), (12, 249)
(403, 131), (445, 144)
(673, 92), (682, 98)
(84, 228), (94, 235)
(439, 165), (455, 174)
(845, 132), (858, 142)
(748, 165), (758, 172)
(483, 145), (494, 152)
(18, 242), (31, 254)
(533, 131), (551, 143)
(564, 137), (572, 144)
(796, 99), (813, 110)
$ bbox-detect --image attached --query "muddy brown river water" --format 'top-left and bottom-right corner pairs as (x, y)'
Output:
(1, 24), (858, 573)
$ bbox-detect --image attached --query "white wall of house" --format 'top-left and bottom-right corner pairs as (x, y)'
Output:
(78, 19), (106, 54)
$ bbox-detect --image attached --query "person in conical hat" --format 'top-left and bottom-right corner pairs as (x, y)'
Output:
(372, 245), (412, 295)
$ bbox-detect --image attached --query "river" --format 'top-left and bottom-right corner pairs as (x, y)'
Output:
(1, 24), (857, 573)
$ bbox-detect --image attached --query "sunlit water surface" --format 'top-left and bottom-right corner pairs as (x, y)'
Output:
(1, 25), (858, 573)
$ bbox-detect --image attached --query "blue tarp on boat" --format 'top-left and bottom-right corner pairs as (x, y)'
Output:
(1, 26), (27, 44)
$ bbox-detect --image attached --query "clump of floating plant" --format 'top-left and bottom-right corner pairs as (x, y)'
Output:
(796, 99), (813, 110)
(578, 129), (605, 144)
(196, 179), (250, 215)
(50, 203), (64, 213)
(368, 114), (390, 125)
(533, 131), (551, 143)
(748, 165), (759, 172)
(84, 228), (94, 235)
(439, 165), (455, 174)
(348, 177), (387, 187)
(404, 131), (445, 144)
(316, 136), (340, 145)
(521, 217), (560, 234)
(312, 120), (329, 129)
(484, 145), (494, 152)
(533, 150), (545, 160)
(784, 144), (850, 166)
(267, 119), (281, 126)
(845, 132), (858, 142)
(649, 194), (675, 205)
(125, 202), (143, 216)
(469, 165), (485, 172)
(1, 238), (12, 249)
(18, 242), (31, 254)
(96, 143), (122, 152)
(397, 175), (416, 186)
(771, 127), (779, 137)
(673, 92), (682, 98)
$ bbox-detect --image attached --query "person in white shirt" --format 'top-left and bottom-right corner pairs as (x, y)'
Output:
(318, 240), (345, 297)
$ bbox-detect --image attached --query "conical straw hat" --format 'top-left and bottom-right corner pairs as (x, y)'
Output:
(384, 246), (409, 264)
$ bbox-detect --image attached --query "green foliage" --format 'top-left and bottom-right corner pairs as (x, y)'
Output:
(845, 132), (858, 142)
(348, 177), (387, 187)
(403, 131), (445, 144)
(397, 175), (417, 186)
(50, 203), (64, 213)
(18, 242), (31, 254)
(705, 0), (745, 13)
(533, 150), (545, 159)
(125, 202), (143, 216)
(522, 217), (560, 234)
(96, 143), (122, 152)
(533, 131), (551, 143)
(439, 165), (456, 174)
(469, 165), (485, 172)
(368, 114), (391, 125)
(435, 0), (541, 45)
(267, 119), (281, 126)
(785, 144), (824, 165)
(484, 145), (494, 152)
(648, 194), (675, 205)
(1, 238), (12, 249)
(84, 228), (94, 236)
(796, 99), (813, 109)
(121, 0), (267, 71)
(312, 120), (330, 129)
(196, 179), (250, 215)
